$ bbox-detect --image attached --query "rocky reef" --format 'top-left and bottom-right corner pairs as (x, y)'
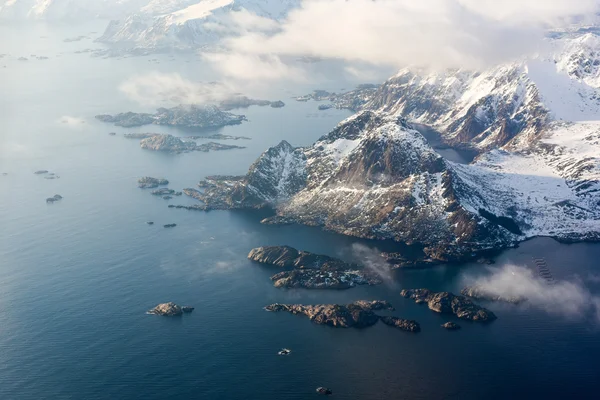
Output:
(95, 104), (246, 129)
(248, 246), (382, 289)
(265, 301), (420, 332)
(147, 302), (194, 316)
(139, 134), (245, 153)
(400, 289), (497, 322)
(461, 286), (527, 304)
(138, 177), (169, 189)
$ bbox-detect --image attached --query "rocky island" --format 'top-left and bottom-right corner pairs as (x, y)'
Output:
(441, 322), (461, 330)
(401, 289), (497, 322)
(217, 96), (285, 111)
(139, 134), (245, 154)
(147, 302), (194, 316)
(248, 246), (382, 289)
(138, 177), (169, 189)
(46, 194), (63, 203)
(95, 104), (246, 129)
(265, 301), (419, 332)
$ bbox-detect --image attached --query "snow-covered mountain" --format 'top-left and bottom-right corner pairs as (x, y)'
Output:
(183, 31), (600, 261)
(98, 0), (300, 51)
(0, 0), (148, 20)
(366, 34), (600, 152)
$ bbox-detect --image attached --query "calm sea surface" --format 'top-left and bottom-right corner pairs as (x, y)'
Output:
(1, 21), (599, 400)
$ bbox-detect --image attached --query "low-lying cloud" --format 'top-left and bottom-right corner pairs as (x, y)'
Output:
(204, 0), (600, 81)
(462, 264), (600, 323)
(350, 243), (394, 285)
(119, 72), (237, 107)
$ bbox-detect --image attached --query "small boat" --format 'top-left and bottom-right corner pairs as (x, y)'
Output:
(316, 387), (332, 395)
(278, 348), (292, 356)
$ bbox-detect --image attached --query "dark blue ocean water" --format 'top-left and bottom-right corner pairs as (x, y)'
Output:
(1, 22), (600, 400)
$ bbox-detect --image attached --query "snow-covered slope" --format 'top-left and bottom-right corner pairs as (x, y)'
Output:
(176, 30), (600, 261)
(0, 0), (148, 20)
(366, 33), (600, 151)
(98, 0), (300, 51)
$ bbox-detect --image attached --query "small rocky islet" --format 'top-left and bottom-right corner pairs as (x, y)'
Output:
(46, 194), (63, 203)
(147, 302), (194, 316)
(248, 245), (382, 289)
(265, 301), (420, 333)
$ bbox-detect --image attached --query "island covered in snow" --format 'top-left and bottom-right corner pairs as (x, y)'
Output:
(165, 29), (600, 264)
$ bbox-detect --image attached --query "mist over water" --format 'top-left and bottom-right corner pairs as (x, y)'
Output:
(0, 21), (599, 400)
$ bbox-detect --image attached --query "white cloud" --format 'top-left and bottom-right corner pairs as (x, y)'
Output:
(462, 264), (600, 322)
(118, 71), (237, 107)
(206, 0), (600, 81)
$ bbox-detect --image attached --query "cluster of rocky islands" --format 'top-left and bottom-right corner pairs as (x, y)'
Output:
(34, 170), (60, 180)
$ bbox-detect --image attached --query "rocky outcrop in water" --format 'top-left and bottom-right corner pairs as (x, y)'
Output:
(138, 177), (169, 189)
(380, 316), (421, 332)
(441, 322), (461, 330)
(147, 302), (194, 316)
(249, 246), (382, 289)
(401, 289), (497, 322)
(96, 104), (246, 129)
(461, 286), (527, 304)
(46, 194), (63, 203)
